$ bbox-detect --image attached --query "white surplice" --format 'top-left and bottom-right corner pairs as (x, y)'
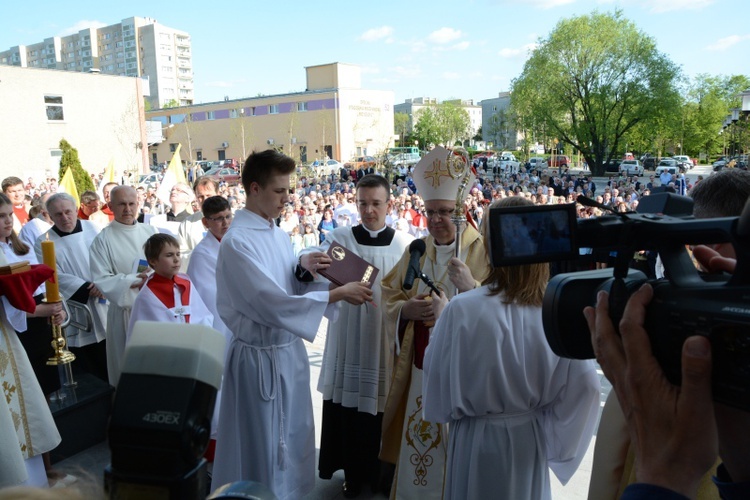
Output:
(125, 272), (214, 343)
(314, 225), (413, 415)
(89, 220), (157, 386)
(422, 287), (601, 500)
(186, 232), (231, 354)
(211, 209), (333, 500)
(178, 211), (207, 270)
(33, 221), (108, 348)
(19, 217), (51, 251)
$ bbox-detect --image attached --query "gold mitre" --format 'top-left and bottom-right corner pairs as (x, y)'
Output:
(412, 146), (475, 201)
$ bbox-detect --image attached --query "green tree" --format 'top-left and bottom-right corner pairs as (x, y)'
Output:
(58, 139), (95, 194)
(511, 10), (681, 175)
(412, 102), (472, 148)
(394, 112), (410, 146)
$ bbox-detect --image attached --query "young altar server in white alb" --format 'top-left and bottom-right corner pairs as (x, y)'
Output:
(210, 150), (374, 500)
(126, 233), (213, 343)
(185, 196), (233, 451)
(310, 174), (414, 498)
(422, 196), (600, 500)
(186, 195), (233, 352)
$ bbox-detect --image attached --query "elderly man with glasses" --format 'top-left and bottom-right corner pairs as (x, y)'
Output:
(380, 147), (490, 498)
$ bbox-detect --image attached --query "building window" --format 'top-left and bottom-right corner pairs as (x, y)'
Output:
(297, 102), (308, 112)
(269, 104), (279, 114)
(229, 109), (238, 118)
(45, 95), (64, 121)
(170, 143), (178, 153)
(207, 111), (215, 120)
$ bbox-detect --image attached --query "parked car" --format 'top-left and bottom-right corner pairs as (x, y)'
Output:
(673, 155), (694, 169)
(527, 157), (549, 170)
(713, 157), (729, 171)
(204, 166), (241, 184)
(344, 156), (377, 170)
(619, 159), (644, 176)
(655, 159), (680, 177)
(604, 159), (621, 174)
(548, 155), (570, 169)
(641, 154), (658, 170)
(310, 159), (345, 175)
(138, 173), (162, 188)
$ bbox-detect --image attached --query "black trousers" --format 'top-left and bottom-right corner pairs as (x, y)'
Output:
(318, 400), (386, 490)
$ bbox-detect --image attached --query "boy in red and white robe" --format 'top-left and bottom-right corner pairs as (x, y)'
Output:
(126, 233), (213, 344)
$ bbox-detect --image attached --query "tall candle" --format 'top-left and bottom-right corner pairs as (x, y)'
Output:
(41, 237), (61, 302)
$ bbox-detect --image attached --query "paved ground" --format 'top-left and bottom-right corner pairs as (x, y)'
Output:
(56, 316), (611, 499)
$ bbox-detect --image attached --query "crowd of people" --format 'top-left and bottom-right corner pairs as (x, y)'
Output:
(0, 151), (748, 500)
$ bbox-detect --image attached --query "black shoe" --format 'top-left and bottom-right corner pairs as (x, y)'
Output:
(342, 481), (362, 499)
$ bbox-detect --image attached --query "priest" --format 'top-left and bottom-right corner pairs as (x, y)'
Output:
(380, 147), (490, 499)
(35, 193), (109, 382)
(311, 174), (413, 498)
(89, 186), (156, 386)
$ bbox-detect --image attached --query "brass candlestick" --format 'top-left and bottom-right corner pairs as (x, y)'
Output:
(45, 299), (75, 366)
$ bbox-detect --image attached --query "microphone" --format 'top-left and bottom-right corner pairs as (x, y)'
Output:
(403, 239), (426, 290)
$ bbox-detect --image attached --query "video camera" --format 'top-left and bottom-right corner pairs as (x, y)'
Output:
(487, 193), (750, 411)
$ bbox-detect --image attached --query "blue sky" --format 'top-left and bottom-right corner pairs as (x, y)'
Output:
(2, 0), (748, 105)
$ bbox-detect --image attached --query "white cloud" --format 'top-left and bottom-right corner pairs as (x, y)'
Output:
(452, 41), (471, 51)
(57, 20), (107, 37)
(442, 72), (462, 80)
(427, 27), (463, 44)
(491, 0), (574, 8)
(706, 34), (750, 51)
(359, 26), (394, 42)
(392, 65), (422, 79)
(645, 0), (715, 13)
(498, 43), (538, 58)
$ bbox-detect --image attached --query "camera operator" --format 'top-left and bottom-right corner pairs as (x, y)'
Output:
(584, 244), (750, 499)
(588, 169), (750, 499)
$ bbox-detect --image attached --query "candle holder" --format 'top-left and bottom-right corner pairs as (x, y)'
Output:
(45, 299), (76, 366)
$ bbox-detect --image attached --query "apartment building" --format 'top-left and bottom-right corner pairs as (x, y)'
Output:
(146, 63), (395, 167)
(480, 92), (523, 151)
(0, 16), (192, 109)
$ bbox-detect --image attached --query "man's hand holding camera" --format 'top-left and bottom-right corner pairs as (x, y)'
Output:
(584, 245), (750, 497)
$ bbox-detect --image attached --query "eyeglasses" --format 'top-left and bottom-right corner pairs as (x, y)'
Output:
(424, 208), (454, 219)
(207, 214), (233, 223)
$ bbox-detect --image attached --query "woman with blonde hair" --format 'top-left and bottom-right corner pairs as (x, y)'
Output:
(422, 196), (600, 500)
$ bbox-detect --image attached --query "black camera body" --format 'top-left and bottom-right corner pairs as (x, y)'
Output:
(488, 193), (750, 411)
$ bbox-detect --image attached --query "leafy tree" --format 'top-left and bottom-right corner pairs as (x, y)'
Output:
(58, 139), (95, 194)
(511, 10), (681, 175)
(162, 99), (179, 109)
(412, 102), (472, 148)
(394, 112), (410, 146)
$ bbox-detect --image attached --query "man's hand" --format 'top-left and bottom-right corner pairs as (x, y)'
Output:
(447, 257), (475, 293)
(131, 271), (150, 289)
(299, 251), (332, 279)
(430, 290), (448, 322)
(87, 283), (105, 299)
(401, 293), (435, 323)
(583, 285), (717, 498)
(329, 281), (373, 305)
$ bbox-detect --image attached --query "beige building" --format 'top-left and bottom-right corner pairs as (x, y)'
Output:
(146, 63), (394, 167)
(0, 65), (147, 182)
(0, 16), (192, 110)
